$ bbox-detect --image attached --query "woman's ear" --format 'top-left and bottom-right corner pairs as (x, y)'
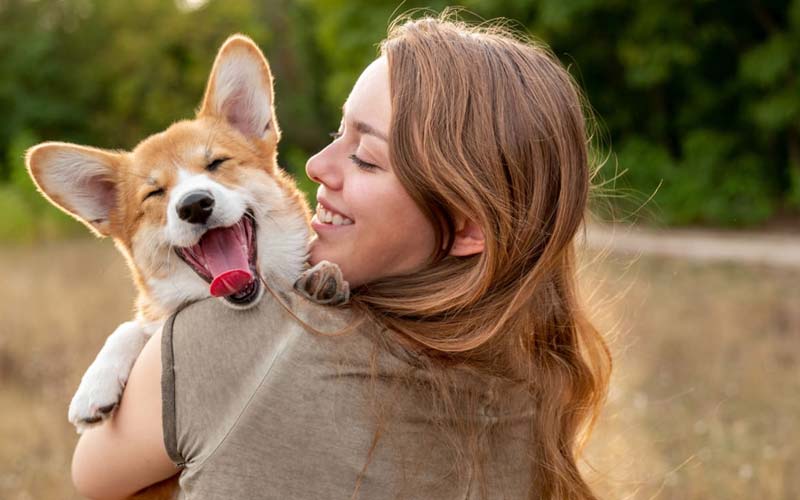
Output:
(448, 216), (485, 257)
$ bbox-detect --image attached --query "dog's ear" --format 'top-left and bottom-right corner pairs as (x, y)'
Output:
(26, 142), (122, 237)
(198, 34), (278, 141)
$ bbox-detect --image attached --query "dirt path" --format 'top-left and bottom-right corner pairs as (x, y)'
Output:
(582, 224), (800, 268)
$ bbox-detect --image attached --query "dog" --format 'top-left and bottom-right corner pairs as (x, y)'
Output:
(26, 34), (348, 446)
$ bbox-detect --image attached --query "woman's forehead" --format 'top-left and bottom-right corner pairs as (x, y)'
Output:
(343, 57), (391, 135)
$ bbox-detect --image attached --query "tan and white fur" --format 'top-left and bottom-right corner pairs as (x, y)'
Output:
(26, 35), (347, 434)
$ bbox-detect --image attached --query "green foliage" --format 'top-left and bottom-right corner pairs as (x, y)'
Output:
(0, 0), (798, 240)
(302, 0), (449, 111)
(0, 185), (37, 242)
(508, 0), (797, 226)
(2, 129), (83, 242)
(789, 161), (800, 209)
(8, 129), (40, 200)
(615, 130), (775, 227)
(282, 145), (317, 207)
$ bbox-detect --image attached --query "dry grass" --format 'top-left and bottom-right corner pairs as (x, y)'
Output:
(0, 239), (135, 500)
(581, 252), (800, 499)
(0, 240), (798, 499)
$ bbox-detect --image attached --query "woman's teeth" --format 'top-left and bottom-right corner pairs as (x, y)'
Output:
(316, 205), (354, 226)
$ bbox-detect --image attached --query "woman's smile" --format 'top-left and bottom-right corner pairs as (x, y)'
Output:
(312, 199), (354, 226)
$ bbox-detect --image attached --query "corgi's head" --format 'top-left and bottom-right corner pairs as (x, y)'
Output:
(26, 35), (310, 317)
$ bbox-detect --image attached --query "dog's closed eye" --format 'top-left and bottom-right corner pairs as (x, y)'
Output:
(206, 157), (230, 172)
(143, 188), (165, 201)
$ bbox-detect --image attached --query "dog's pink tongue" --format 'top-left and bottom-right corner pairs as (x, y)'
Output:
(209, 270), (253, 297)
(199, 226), (253, 297)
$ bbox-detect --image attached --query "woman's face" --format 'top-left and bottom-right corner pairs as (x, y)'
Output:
(306, 57), (436, 287)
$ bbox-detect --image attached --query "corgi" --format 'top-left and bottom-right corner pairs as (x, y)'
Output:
(25, 34), (348, 440)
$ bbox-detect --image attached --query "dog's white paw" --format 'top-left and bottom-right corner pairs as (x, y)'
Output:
(68, 361), (128, 433)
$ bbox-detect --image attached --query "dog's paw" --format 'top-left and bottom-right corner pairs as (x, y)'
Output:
(294, 260), (350, 306)
(68, 365), (127, 433)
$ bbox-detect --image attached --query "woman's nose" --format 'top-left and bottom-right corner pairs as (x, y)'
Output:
(305, 145), (343, 190)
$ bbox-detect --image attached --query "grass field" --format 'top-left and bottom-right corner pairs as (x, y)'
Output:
(0, 239), (798, 499)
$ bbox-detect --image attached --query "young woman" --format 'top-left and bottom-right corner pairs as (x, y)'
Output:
(72, 15), (611, 500)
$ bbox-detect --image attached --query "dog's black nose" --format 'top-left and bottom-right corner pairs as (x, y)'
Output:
(177, 191), (215, 224)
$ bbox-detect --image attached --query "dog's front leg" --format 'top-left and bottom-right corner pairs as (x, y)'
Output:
(68, 319), (161, 433)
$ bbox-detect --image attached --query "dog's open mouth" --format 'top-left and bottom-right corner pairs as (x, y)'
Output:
(174, 213), (260, 305)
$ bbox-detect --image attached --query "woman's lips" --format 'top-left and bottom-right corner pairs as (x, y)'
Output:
(311, 215), (356, 235)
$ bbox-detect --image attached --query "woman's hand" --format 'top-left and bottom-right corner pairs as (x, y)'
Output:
(71, 330), (179, 499)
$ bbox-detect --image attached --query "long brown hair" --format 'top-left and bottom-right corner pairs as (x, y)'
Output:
(349, 13), (611, 500)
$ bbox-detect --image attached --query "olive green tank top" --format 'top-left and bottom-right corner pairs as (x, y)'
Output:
(161, 292), (531, 499)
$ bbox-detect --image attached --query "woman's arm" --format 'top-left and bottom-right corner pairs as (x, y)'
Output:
(71, 329), (179, 499)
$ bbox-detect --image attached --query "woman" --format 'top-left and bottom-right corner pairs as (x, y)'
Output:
(72, 15), (610, 500)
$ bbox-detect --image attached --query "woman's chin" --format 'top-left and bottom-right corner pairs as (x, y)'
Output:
(307, 240), (329, 267)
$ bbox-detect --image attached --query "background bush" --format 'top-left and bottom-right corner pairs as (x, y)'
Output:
(1, 0), (798, 241)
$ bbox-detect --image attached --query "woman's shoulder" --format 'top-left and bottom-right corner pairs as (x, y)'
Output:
(163, 290), (417, 421)
(167, 290), (378, 366)
(168, 286), (351, 334)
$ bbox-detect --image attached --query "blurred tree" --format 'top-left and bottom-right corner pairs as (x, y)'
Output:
(739, 0), (800, 209)
(0, 0), (267, 167)
(64, 0), (268, 149)
(0, 0), (83, 180)
(463, 0), (798, 224)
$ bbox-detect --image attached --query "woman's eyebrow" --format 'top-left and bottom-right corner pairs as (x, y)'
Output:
(354, 120), (388, 142)
(342, 102), (388, 142)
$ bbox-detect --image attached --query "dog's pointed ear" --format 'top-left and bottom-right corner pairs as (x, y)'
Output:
(198, 34), (278, 140)
(26, 142), (122, 237)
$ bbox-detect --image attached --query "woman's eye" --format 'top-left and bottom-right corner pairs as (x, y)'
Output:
(206, 157), (230, 172)
(329, 131), (343, 140)
(144, 188), (165, 201)
(349, 154), (379, 171)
